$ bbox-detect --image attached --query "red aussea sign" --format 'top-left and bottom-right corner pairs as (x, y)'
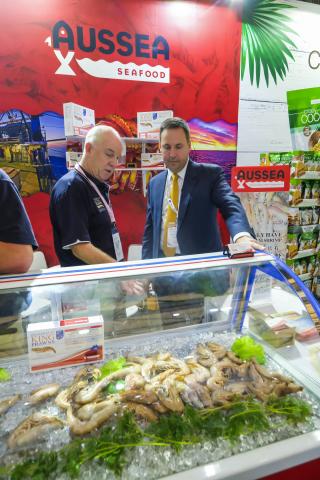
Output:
(231, 166), (291, 192)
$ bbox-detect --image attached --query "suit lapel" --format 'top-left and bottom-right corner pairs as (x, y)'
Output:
(178, 161), (198, 229)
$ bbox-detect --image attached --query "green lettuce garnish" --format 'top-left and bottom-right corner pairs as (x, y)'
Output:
(100, 357), (126, 379)
(0, 367), (11, 382)
(106, 379), (126, 394)
(231, 336), (266, 364)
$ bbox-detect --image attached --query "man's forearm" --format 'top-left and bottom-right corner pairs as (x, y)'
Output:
(71, 242), (116, 265)
(0, 242), (33, 274)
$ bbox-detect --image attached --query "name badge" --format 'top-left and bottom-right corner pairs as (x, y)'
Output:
(112, 225), (124, 262)
(93, 197), (106, 212)
(167, 222), (178, 248)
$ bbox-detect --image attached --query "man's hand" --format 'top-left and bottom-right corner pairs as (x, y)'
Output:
(235, 235), (265, 251)
(120, 279), (146, 296)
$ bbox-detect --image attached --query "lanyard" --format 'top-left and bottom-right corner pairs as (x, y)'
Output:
(75, 164), (115, 223)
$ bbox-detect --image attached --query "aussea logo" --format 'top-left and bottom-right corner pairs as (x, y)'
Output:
(231, 166), (290, 192)
(45, 20), (170, 83)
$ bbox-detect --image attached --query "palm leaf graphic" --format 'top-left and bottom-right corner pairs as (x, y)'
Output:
(241, 0), (297, 87)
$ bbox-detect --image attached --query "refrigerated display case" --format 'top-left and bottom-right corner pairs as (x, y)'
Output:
(0, 251), (320, 480)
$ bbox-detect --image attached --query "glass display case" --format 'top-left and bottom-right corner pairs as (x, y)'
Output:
(1, 251), (320, 480)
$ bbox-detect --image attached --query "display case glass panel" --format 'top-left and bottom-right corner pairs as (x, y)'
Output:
(1, 252), (320, 480)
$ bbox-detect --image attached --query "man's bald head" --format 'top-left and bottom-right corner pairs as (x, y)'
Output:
(84, 125), (126, 157)
(80, 125), (125, 183)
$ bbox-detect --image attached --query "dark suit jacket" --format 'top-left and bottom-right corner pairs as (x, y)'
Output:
(142, 160), (252, 259)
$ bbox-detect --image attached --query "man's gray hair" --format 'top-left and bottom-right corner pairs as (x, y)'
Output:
(85, 125), (126, 157)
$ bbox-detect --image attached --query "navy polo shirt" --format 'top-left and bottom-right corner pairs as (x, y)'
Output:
(0, 169), (37, 248)
(49, 169), (116, 267)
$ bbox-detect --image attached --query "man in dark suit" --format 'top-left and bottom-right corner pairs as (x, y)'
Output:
(142, 117), (262, 259)
(141, 117), (263, 328)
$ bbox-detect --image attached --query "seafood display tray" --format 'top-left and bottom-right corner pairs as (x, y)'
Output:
(1, 325), (320, 480)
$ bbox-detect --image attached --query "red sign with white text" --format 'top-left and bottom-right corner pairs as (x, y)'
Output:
(231, 166), (291, 192)
(0, 0), (242, 120)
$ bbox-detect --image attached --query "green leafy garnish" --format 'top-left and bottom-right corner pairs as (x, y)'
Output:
(99, 357), (126, 379)
(231, 336), (266, 364)
(5, 396), (312, 479)
(105, 379), (126, 394)
(0, 367), (11, 382)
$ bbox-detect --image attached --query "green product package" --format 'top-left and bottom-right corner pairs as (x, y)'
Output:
(287, 86), (320, 152)
(280, 151), (294, 165)
(268, 152), (282, 165)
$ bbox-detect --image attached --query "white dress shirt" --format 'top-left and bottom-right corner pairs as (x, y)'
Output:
(160, 161), (189, 254)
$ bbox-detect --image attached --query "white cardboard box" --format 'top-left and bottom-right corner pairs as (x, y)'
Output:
(63, 102), (95, 137)
(27, 316), (104, 372)
(137, 110), (173, 139)
(66, 151), (82, 170)
(141, 152), (164, 168)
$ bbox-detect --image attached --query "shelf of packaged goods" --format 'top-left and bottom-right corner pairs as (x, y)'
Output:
(297, 272), (313, 281)
(65, 136), (159, 144)
(65, 135), (86, 142)
(123, 137), (159, 143)
(296, 173), (320, 180)
(114, 167), (165, 172)
(295, 199), (320, 208)
(289, 249), (316, 260)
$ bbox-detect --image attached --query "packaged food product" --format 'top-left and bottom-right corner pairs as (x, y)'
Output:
(300, 258), (308, 274)
(313, 276), (320, 298)
(287, 86), (320, 151)
(300, 208), (313, 225)
(292, 150), (306, 177)
(312, 207), (320, 224)
(287, 231), (299, 258)
(302, 278), (313, 291)
(268, 152), (282, 164)
(299, 230), (318, 250)
(304, 151), (314, 171)
(312, 181), (320, 199)
(260, 152), (269, 165)
(289, 179), (303, 205)
(308, 255), (316, 274)
(314, 253), (320, 277)
(287, 258), (298, 274)
(314, 151), (320, 171)
(303, 181), (312, 199)
(288, 208), (300, 226)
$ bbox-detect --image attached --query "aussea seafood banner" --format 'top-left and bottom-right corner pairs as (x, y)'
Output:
(0, 0), (242, 264)
(0, 0), (241, 121)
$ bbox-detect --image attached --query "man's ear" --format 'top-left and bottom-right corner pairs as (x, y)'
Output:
(85, 142), (92, 153)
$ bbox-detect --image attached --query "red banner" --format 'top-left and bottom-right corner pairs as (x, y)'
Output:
(0, 0), (241, 120)
(231, 166), (291, 192)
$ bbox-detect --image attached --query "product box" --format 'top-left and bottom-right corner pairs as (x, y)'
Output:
(141, 152), (164, 168)
(27, 316), (104, 372)
(137, 110), (173, 139)
(63, 102), (95, 137)
(66, 151), (82, 170)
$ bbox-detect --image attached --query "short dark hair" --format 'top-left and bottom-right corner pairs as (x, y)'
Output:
(160, 117), (190, 144)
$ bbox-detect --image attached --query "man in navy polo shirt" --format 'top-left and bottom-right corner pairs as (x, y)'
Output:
(50, 125), (123, 267)
(50, 125), (144, 298)
(50, 125), (125, 268)
(0, 168), (37, 274)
